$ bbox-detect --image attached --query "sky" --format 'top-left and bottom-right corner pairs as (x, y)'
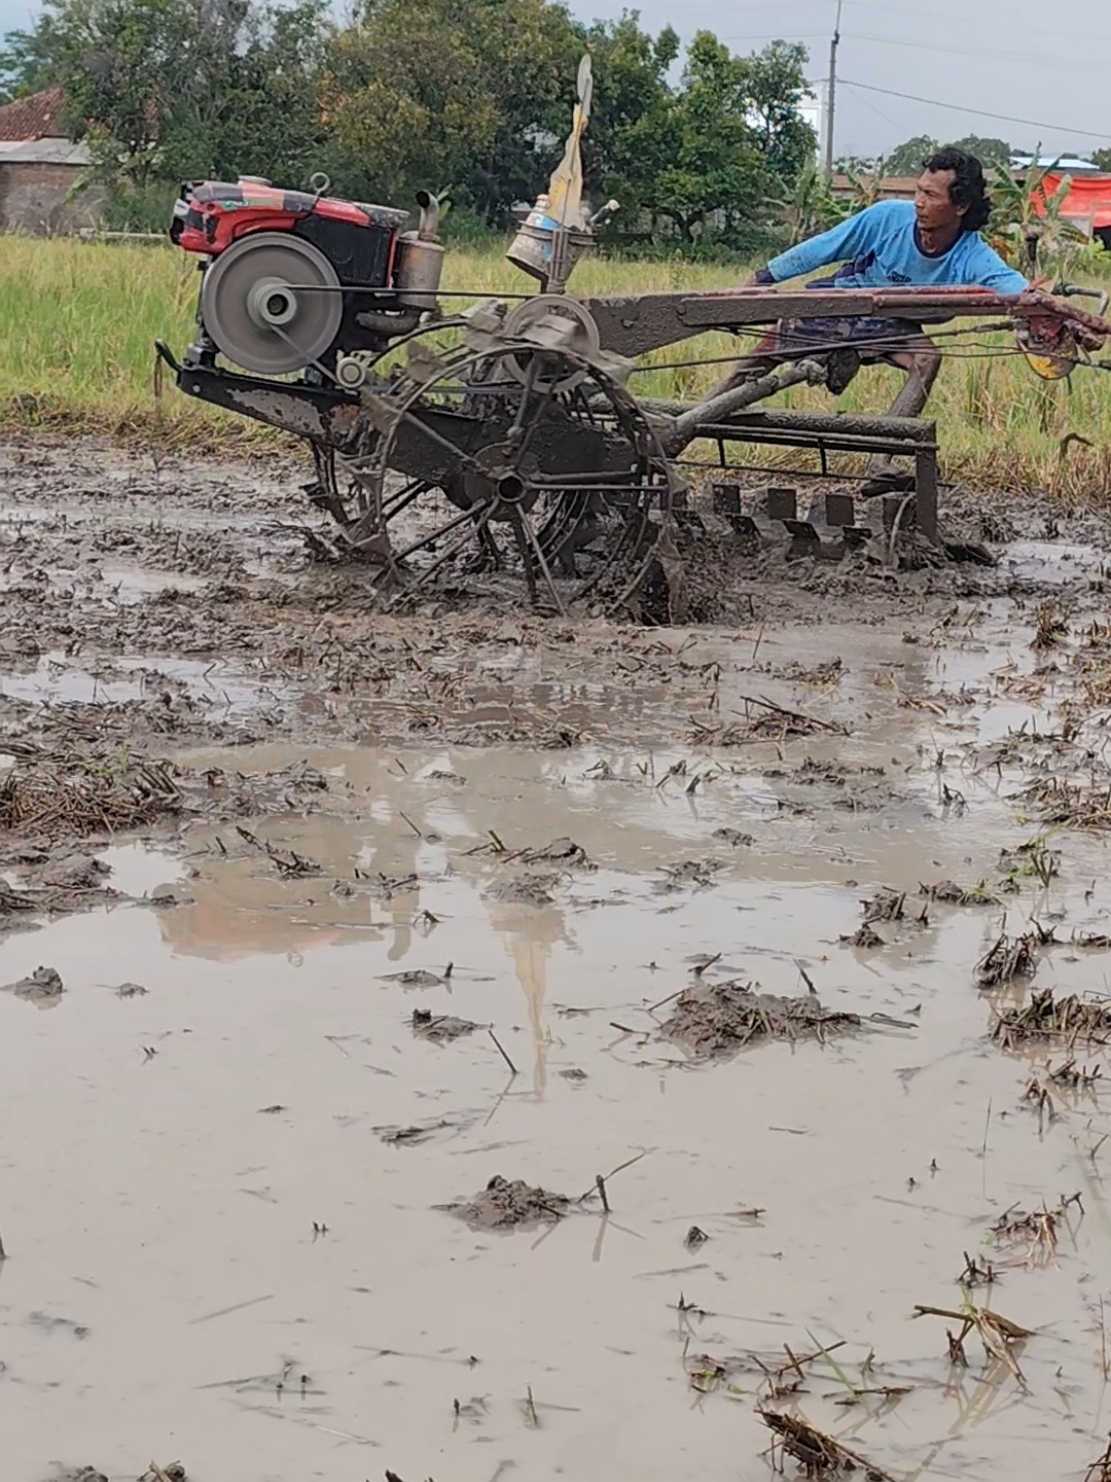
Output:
(2, 0), (1110, 160)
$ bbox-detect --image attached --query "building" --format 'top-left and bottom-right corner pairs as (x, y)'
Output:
(0, 86), (97, 235)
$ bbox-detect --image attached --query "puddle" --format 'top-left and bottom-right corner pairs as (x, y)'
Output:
(0, 562), (208, 604)
(3, 741), (1111, 1481)
(1002, 539), (1109, 584)
(0, 652), (291, 716)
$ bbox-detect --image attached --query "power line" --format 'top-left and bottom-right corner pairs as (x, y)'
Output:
(840, 81), (907, 135)
(721, 0), (1111, 46)
(844, 30), (1111, 74)
(838, 78), (1111, 141)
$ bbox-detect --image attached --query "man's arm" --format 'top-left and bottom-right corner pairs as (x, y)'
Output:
(748, 202), (893, 285)
(962, 238), (1028, 295)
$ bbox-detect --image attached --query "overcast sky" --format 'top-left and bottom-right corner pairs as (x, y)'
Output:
(3, 0), (1110, 159)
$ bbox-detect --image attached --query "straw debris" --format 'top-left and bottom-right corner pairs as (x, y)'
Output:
(1086, 1434), (1111, 1482)
(993, 988), (1111, 1048)
(912, 1301), (1032, 1385)
(976, 931), (1038, 989)
(989, 1193), (1082, 1266)
(759, 1410), (894, 1480)
(0, 753), (180, 838)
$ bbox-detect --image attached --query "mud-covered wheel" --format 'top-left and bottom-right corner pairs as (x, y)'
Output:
(310, 332), (677, 613)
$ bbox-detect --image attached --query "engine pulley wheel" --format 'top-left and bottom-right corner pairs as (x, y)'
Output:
(200, 231), (343, 375)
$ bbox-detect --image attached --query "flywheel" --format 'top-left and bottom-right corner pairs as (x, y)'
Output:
(311, 329), (677, 613)
(200, 231), (343, 375)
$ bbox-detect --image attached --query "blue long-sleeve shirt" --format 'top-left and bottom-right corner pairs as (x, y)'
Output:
(762, 200), (1027, 294)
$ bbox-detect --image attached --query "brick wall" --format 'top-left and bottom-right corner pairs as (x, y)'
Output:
(0, 162), (102, 234)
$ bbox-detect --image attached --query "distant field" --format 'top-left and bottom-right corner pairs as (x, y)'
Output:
(2, 233), (1109, 499)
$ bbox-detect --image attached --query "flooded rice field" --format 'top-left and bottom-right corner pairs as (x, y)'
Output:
(3, 438), (1111, 1482)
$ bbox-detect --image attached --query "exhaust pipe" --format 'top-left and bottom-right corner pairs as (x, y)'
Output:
(395, 189), (445, 310)
(416, 189), (440, 242)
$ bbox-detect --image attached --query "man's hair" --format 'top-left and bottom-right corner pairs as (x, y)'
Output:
(921, 147), (992, 232)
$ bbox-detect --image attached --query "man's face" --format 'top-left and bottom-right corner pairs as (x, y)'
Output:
(914, 168), (965, 233)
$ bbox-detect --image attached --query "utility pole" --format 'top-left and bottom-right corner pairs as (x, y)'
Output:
(824, 0), (843, 178)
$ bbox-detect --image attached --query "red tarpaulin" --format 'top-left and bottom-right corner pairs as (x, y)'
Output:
(1036, 173), (1111, 231)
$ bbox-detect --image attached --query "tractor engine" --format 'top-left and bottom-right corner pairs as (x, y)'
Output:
(170, 175), (444, 377)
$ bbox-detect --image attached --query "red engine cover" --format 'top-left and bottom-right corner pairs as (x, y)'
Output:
(171, 179), (414, 286)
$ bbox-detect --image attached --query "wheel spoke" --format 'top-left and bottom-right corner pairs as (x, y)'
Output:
(514, 505), (566, 616)
(390, 497), (493, 565)
(390, 502), (495, 599)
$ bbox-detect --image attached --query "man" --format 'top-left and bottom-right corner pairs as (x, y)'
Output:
(714, 147), (1028, 493)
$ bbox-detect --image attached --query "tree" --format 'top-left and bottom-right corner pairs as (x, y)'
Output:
(574, 12), (679, 210)
(885, 132), (1013, 178)
(0, 0), (332, 190)
(885, 134), (938, 176)
(1092, 147), (1111, 172)
(949, 134), (1012, 168)
(321, 0), (580, 222)
(626, 31), (779, 247)
(741, 39), (815, 183)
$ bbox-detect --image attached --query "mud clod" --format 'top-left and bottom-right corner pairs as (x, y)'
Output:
(449, 1175), (570, 1229)
(380, 966), (452, 988)
(0, 881), (38, 916)
(411, 1009), (478, 1041)
(5, 965), (64, 1004)
(662, 978), (861, 1056)
(657, 858), (724, 891)
(842, 924), (885, 949)
(485, 871), (562, 905)
(861, 888), (905, 924)
(920, 879), (997, 907)
(514, 837), (592, 869)
(712, 827), (754, 847)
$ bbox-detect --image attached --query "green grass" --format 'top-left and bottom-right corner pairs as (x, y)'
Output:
(2, 233), (1110, 498)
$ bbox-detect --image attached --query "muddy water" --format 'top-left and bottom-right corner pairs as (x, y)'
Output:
(4, 719), (1111, 1481)
(3, 441), (1111, 1480)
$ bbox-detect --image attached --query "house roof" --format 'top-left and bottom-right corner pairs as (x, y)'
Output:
(1012, 154), (1100, 173)
(0, 87), (70, 142)
(0, 137), (90, 165)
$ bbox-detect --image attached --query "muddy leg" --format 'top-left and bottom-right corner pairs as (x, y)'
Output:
(861, 336), (942, 493)
(705, 329), (781, 400)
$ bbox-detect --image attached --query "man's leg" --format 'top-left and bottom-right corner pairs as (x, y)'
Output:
(860, 333), (942, 494)
(705, 331), (780, 399)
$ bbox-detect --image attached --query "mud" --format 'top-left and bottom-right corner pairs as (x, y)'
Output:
(446, 1175), (572, 1229)
(4, 963), (64, 1005)
(410, 1008), (479, 1041)
(3, 437), (1111, 756)
(662, 977), (862, 1055)
(6, 435), (1111, 1482)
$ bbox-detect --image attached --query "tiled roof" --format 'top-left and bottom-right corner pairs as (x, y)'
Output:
(0, 87), (69, 142)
